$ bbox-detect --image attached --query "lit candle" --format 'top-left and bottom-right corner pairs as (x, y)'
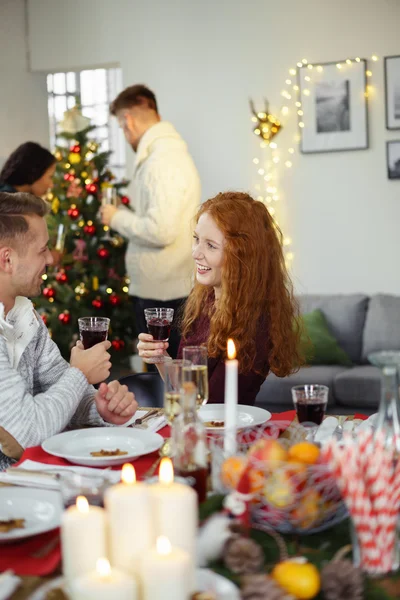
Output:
(61, 496), (107, 582)
(224, 338), (238, 456)
(70, 558), (137, 600)
(141, 536), (191, 600)
(105, 464), (154, 577)
(149, 458), (197, 590)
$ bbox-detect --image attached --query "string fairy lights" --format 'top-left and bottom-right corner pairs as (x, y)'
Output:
(251, 53), (378, 268)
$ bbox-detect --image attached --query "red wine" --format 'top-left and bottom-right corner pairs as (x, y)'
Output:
(295, 400), (327, 425)
(64, 493), (104, 508)
(175, 466), (208, 503)
(80, 329), (108, 349)
(147, 318), (171, 341)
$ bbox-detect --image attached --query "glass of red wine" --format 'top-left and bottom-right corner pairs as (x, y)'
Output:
(144, 308), (174, 363)
(78, 317), (110, 349)
(291, 384), (329, 441)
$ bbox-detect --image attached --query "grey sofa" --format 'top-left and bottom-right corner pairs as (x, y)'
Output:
(255, 294), (400, 416)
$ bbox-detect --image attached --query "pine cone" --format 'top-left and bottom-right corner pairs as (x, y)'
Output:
(224, 536), (264, 575)
(321, 559), (364, 600)
(241, 574), (292, 600)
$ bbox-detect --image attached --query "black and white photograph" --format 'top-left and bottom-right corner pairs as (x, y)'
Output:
(384, 55), (400, 129)
(386, 141), (400, 179)
(316, 80), (350, 133)
(298, 60), (368, 153)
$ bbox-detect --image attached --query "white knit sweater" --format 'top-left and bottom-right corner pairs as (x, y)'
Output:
(0, 309), (104, 470)
(111, 121), (201, 301)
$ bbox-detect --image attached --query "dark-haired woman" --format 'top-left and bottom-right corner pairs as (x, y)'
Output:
(0, 141), (56, 196)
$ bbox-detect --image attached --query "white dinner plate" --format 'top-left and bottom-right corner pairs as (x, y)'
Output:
(0, 488), (62, 543)
(42, 427), (164, 467)
(28, 570), (240, 600)
(198, 404), (271, 431)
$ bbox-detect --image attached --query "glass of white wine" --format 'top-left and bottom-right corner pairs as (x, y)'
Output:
(182, 346), (209, 408)
(164, 359), (191, 424)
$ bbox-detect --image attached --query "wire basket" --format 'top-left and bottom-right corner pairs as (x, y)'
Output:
(208, 421), (347, 535)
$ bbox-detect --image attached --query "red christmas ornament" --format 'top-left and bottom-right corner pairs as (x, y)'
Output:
(97, 247), (110, 259)
(70, 144), (81, 153)
(63, 173), (70, 181)
(92, 298), (104, 310)
(43, 286), (56, 299)
(64, 173), (75, 182)
(41, 314), (48, 326)
(55, 270), (68, 283)
(121, 195), (130, 205)
(58, 311), (71, 325)
(84, 224), (96, 236)
(85, 183), (98, 194)
(67, 207), (80, 220)
(109, 293), (121, 306)
(111, 338), (125, 351)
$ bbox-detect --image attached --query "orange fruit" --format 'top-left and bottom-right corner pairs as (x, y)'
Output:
(220, 455), (247, 489)
(288, 442), (320, 465)
(272, 560), (320, 599)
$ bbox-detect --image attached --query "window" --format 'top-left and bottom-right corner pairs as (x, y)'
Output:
(47, 67), (125, 180)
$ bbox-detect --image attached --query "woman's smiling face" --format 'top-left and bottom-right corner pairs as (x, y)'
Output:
(192, 212), (225, 298)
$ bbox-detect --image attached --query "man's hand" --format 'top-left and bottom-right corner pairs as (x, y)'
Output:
(94, 381), (138, 425)
(100, 205), (118, 226)
(70, 341), (112, 384)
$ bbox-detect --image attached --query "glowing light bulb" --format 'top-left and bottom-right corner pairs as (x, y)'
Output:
(298, 110), (304, 116)
(269, 142), (277, 149)
(288, 148), (295, 154)
(299, 122), (305, 128)
(303, 89), (310, 96)
(355, 57), (361, 62)
(346, 59), (352, 65)
(293, 85), (299, 91)
(297, 62), (303, 68)
(336, 63), (342, 69)
(372, 55), (378, 61)
(295, 101), (302, 108)
(317, 65), (323, 72)
(285, 161), (292, 168)
(281, 106), (289, 115)
(366, 70), (372, 77)
(305, 76), (311, 82)
(307, 64), (313, 70)
(289, 68), (296, 75)
(253, 158), (259, 164)
(258, 168), (265, 175)
(302, 58), (308, 64)
(286, 79), (292, 85)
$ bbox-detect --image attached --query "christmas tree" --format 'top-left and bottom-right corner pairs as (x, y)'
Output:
(34, 106), (135, 359)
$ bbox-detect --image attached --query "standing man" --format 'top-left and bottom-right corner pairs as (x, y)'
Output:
(101, 85), (201, 359)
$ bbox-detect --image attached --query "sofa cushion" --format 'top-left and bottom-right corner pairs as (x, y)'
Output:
(300, 309), (352, 366)
(298, 294), (368, 364)
(362, 294), (400, 362)
(255, 365), (349, 409)
(334, 365), (381, 409)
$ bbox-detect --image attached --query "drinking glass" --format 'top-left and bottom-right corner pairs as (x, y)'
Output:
(101, 187), (118, 240)
(291, 384), (328, 439)
(182, 346), (209, 408)
(59, 472), (112, 508)
(78, 316), (110, 349)
(163, 359), (191, 424)
(144, 308), (174, 363)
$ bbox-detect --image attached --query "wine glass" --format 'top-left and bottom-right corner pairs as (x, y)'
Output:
(101, 187), (118, 241)
(144, 308), (174, 364)
(163, 359), (191, 424)
(182, 346), (209, 408)
(78, 317), (110, 349)
(291, 384), (328, 441)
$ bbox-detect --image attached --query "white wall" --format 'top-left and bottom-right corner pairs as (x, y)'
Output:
(0, 0), (49, 168)
(26, 0), (400, 295)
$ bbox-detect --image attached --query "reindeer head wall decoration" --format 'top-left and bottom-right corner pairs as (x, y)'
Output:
(249, 99), (282, 144)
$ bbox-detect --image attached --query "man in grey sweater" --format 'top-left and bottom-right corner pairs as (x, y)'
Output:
(0, 192), (138, 469)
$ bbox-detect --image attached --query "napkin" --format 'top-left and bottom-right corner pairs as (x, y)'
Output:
(0, 460), (122, 489)
(124, 409), (167, 432)
(314, 416), (339, 443)
(0, 571), (21, 600)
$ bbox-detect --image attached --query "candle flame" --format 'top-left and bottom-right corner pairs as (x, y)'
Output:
(121, 463), (136, 485)
(96, 558), (111, 577)
(76, 495), (89, 513)
(227, 339), (236, 360)
(159, 457), (174, 484)
(156, 535), (172, 555)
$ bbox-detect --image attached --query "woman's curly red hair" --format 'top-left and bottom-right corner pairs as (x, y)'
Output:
(181, 192), (303, 376)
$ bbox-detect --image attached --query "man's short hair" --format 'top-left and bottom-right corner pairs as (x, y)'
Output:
(110, 84), (158, 115)
(0, 192), (49, 248)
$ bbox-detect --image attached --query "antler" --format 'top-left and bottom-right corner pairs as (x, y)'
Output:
(249, 98), (258, 117)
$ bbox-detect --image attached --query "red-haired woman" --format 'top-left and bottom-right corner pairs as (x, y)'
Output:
(138, 192), (303, 405)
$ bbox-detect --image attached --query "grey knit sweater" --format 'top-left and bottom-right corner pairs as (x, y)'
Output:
(0, 316), (104, 470)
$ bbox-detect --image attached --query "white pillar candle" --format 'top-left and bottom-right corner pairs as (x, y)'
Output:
(224, 338), (238, 456)
(70, 558), (137, 600)
(149, 458), (197, 590)
(105, 464), (154, 577)
(61, 496), (107, 582)
(141, 536), (191, 600)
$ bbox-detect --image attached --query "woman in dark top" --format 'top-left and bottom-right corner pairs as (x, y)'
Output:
(138, 191), (303, 405)
(0, 141), (56, 196)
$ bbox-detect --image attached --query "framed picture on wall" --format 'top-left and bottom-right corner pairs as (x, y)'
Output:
(384, 55), (400, 130)
(386, 141), (400, 179)
(298, 60), (369, 153)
